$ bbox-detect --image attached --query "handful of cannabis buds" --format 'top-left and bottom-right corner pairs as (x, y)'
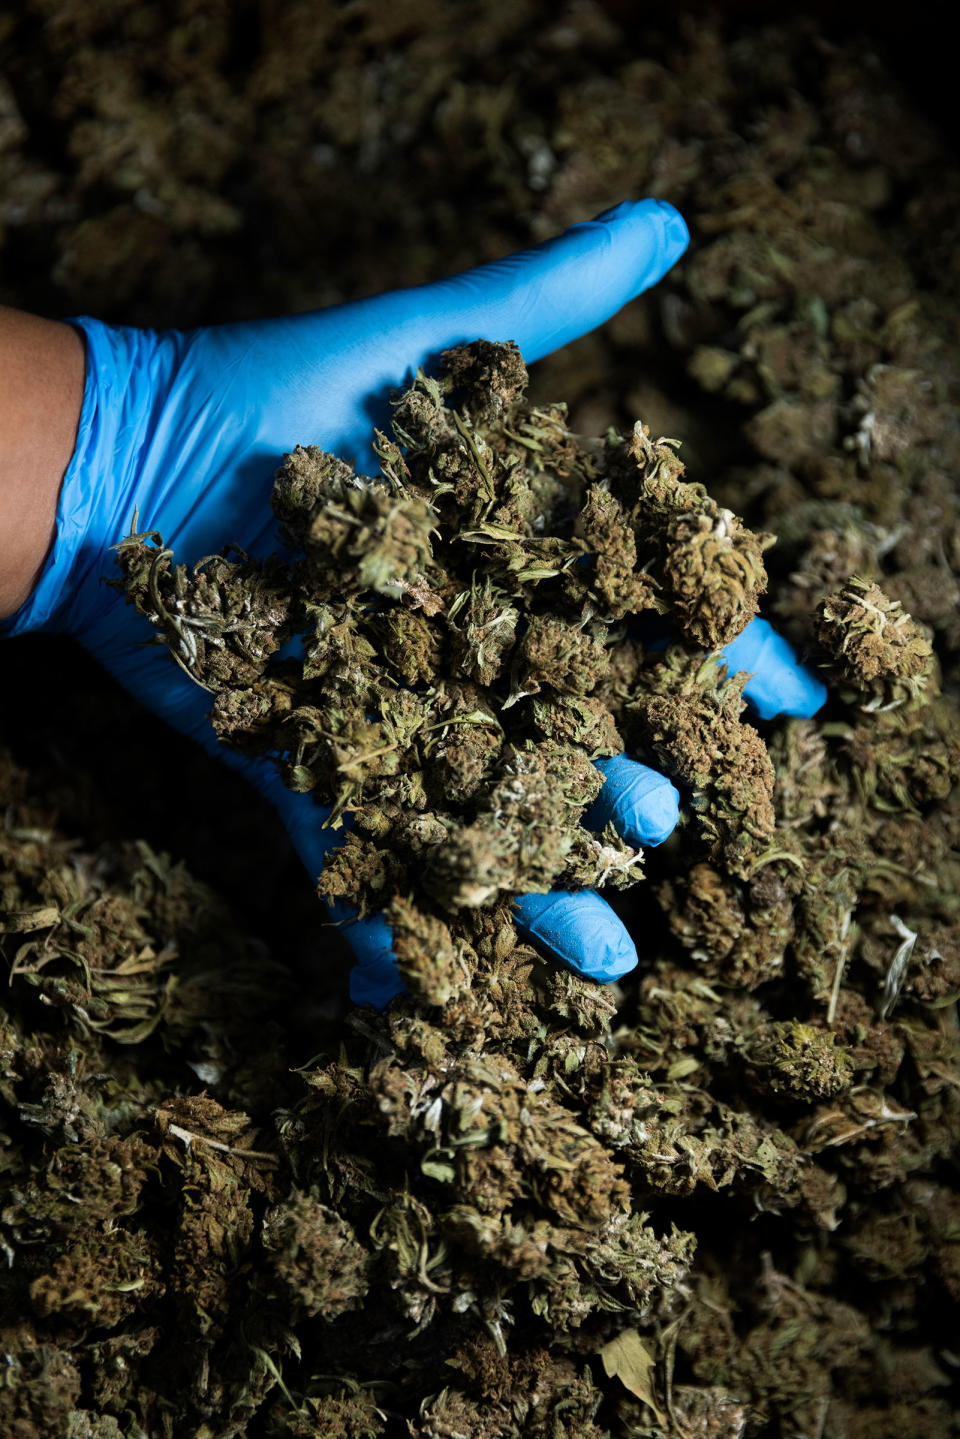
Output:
(114, 340), (773, 944)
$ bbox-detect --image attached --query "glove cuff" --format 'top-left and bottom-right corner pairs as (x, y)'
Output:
(0, 316), (164, 637)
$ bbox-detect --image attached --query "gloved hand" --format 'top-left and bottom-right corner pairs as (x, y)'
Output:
(0, 199), (825, 1006)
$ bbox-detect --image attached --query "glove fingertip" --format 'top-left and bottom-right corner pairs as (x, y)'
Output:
(514, 890), (638, 983)
(343, 912), (407, 1010)
(721, 617), (828, 721)
(590, 197), (689, 279)
(588, 923), (639, 983)
(589, 755), (680, 848)
(656, 198), (690, 257)
(634, 779), (680, 847)
(744, 667), (828, 720)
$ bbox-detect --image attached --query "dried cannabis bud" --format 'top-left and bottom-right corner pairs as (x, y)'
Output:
(813, 576), (937, 708)
(743, 1020), (856, 1103)
(261, 1188), (370, 1319)
(617, 423), (775, 645)
(624, 647), (776, 878)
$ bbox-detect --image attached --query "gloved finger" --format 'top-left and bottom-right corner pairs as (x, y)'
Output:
(377, 197), (689, 367)
(584, 754), (679, 847)
(718, 617), (826, 720)
(338, 909), (406, 1009)
(234, 199), (688, 476)
(513, 888), (638, 982)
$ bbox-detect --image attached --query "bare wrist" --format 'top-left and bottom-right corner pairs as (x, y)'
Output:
(0, 307), (85, 620)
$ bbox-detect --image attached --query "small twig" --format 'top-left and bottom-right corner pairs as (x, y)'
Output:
(165, 1121), (278, 1164)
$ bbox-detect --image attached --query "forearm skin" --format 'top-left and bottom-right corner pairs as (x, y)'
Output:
(0, 306), (84, 620)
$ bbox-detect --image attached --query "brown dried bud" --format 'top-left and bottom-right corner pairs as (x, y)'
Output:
(814, 577), (937, 708)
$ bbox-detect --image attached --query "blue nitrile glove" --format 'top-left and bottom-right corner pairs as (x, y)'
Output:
(717, 618), (825, 720)
(0, 199), (824, 1008)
